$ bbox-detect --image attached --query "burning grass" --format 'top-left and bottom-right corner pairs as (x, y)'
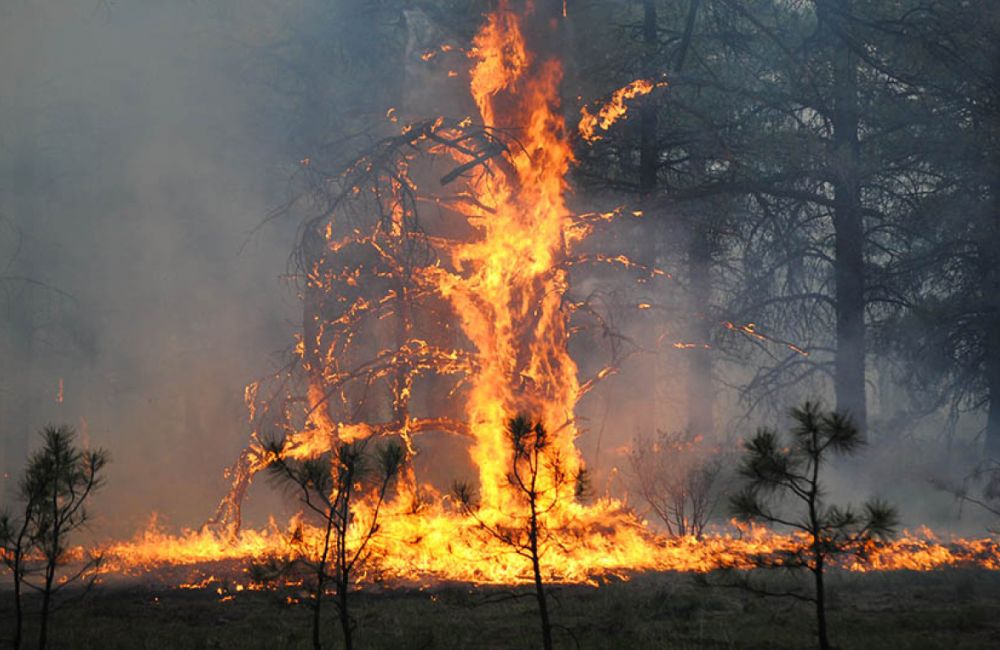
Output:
(96, 514), (1000, 586)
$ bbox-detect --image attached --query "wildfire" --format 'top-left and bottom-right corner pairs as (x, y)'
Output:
(95, 2), (999, 587)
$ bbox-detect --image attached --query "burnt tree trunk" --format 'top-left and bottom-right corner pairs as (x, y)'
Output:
(826, 0), (867, 433)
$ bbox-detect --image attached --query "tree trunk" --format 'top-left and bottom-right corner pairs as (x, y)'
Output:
(311, 510), (338, 650)
(827, 0), (867, 433)
(532, 554), (553, 650)
(39, 549), (56, 650)
(11, 513), (31, 650)
(814, 559), (830, 650)
(983, 45), (1000, 461)
(639, 0), (658, 199)
(686, 227), (713, 434)
(339, 583), (353, 650)
(312, 595), (323, 650)
(530, 524), (553, 650)
(13, 554), (23, 650)
(686, 156), (714, 435)
(984, 178), (1000, 461)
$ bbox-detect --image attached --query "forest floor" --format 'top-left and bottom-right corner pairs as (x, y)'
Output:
(2, 568), (999, 649)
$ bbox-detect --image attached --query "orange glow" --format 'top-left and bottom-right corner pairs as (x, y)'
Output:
(100, 516), (1000, 583)
(578, 79), (666, 142)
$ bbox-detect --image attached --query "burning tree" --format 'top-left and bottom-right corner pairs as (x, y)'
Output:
(729, 402), (898, 650)
(204, 0), (663, 586)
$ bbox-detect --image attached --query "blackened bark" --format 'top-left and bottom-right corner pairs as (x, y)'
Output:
(522, 0), (566, 59)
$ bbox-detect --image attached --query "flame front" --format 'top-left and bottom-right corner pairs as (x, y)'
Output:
(99, 3), (1000, 585)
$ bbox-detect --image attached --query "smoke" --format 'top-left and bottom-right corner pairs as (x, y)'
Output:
(0, 1), (300, 535)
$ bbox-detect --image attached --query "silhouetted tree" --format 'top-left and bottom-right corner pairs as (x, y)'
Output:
(730, 402), (897, 650)
(454, 415), (588, 650)
(1, 425), (108, 650)
(265, 438), (404, 650)
(0, 487), (37, 650)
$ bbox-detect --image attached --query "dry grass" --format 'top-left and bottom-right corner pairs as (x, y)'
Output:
(2, 569), (999, 649)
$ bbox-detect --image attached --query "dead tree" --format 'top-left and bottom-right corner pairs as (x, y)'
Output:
(215, 115), (646, 532)
(627, 429), (725, 538)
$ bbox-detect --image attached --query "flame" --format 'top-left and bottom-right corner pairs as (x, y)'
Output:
(578, 79), (665, 142)
(99, 515), (1000, 584)
(95, 3), (1000, 587)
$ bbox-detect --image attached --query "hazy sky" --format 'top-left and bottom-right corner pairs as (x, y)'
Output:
(1, 1), (301, 535)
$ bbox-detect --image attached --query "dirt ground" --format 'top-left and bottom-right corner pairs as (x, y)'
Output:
(2, 568), (999, 649)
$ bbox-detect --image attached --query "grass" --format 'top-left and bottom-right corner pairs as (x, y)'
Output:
(2, 569), (1000, 649)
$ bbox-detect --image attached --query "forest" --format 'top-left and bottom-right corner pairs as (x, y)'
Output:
(2, 1), (1000, 649)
